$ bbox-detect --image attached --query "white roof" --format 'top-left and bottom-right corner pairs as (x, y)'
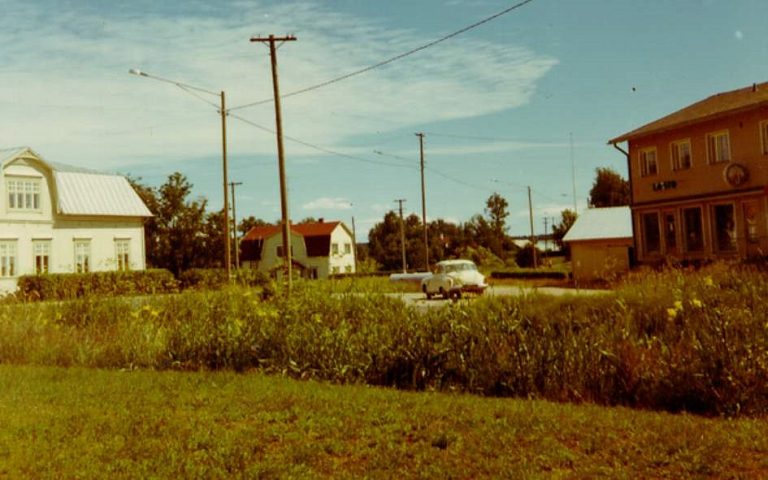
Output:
(2, 146), (152, 218)
(562, 206), (632, 242)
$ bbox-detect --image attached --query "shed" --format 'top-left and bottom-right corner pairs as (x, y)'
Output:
(563, 206), (633, 281)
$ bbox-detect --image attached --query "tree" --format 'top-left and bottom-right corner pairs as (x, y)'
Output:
(238, 216), (269, 236)
(552, 209), (578, 251)
(152, 173), (208, 276)
(127, 175), (160, 267)
(485, 192), (509, 235)
(589, 167), (630, 208)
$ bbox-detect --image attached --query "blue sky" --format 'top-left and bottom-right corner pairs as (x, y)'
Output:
(2, 0), (767, 239)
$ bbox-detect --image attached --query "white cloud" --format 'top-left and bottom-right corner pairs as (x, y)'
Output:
(302, 197), (353, 210)
(0, 0), (557, 170)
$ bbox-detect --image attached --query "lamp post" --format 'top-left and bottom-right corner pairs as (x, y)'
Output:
(129, 69), (232, 279)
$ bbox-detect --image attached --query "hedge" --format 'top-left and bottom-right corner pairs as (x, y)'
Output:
(17, 269), (179, 301)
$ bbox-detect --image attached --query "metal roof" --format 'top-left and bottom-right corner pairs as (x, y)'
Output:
(54, 171), (152, 217)
(562, 206), (632, 242)
(2, 146), (152, 218)
(609, 81), (768, 144)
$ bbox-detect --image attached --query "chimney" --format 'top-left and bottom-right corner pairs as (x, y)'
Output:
(753, 83), (757, 92)
(318, 217), (324, 223)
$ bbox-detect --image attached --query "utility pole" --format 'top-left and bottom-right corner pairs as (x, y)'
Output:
(528, 186), (537, 269)
(229, 181), (243, 269)
(570, 132), (577, 214)
(251, 34), (297, 293)
(220, 92), (232, 279)
(416, 132), (429, 271)
(543, 216), (549, 259)
(395, 199), (407, 273)
(351, 215), (357, 273)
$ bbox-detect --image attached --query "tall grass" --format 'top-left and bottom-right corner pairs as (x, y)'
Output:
(1, 264), (767, 416)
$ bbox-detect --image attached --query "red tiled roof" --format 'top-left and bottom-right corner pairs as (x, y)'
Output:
(609, 81), (768, 144)
(242, 221), (341, 241)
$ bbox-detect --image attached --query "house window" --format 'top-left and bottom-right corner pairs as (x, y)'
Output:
(706, 131), (730, 164)
(639, 148), (657, 177)
(332, 266), (340, 274)
(713, 204), (736, 252)
(115, 239), (130, 271)
(641, 212), (660, 254)
(345, 265), (353, 273)
(670, 139), (692, 171)
(760, 120), (768, 155)
(74, 240), (91, 273)
(331, 243), (339, 255)
(663, 212), (677, 253)
(683, 207), (704, 252)
(344, 243), (352, 255)
(33, 240), (51, 274)
(0, 241), (17, 277)
(276, 245), (294, 257)
(6, 177), (41, 211)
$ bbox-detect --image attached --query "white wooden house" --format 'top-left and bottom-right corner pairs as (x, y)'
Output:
(1, 147), (152, 294)
(240, 220), (356, 278)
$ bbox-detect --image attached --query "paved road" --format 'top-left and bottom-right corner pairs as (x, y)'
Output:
(387, 284), (611, 310)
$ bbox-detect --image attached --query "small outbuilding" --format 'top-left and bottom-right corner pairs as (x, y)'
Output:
(562, 206), (633, 282)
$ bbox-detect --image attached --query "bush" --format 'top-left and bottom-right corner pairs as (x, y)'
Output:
(16, 269), (178, 301)
(3, 263), (768, 417)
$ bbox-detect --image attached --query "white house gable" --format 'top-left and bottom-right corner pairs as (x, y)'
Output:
(0, 147), (152, 295)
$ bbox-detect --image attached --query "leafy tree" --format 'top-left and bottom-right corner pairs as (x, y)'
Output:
(238, 216), (269, 236)
(127, 175), (160, 267)
(152, 173), (208, 276)
(552, 209), (578, 251)
(589, 167), (630, 208)
(368, 211), (429, 271)
(485, 192), (509, 235)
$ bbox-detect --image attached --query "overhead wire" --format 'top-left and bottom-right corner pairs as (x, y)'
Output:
(229, 0), (536, 112)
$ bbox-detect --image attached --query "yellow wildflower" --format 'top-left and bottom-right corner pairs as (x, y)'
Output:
(704, 276), (715, 288)
(691, 299), (703, 308)
(673, 300), (683, 311)
(667, 308), (678, 319)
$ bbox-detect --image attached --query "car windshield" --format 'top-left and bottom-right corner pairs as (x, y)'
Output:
(443, 262), (477, 273)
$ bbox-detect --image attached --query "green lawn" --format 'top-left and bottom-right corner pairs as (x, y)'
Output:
(0, 365), (765, 479)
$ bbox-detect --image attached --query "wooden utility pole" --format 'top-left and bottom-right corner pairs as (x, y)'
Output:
(351, 215), (357, 273)
(229, 181), (243, 269)
(528, 186), (537, 269)
(416, 132), (429, 271)
(220, 92), (232, 279)
(395, 199), (407, 273)
(251, 34), (297, 292)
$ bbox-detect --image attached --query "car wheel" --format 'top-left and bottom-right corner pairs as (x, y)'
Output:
(422, 285), (432, 300)
(440, 287), (449, 300)
(452, 290), (462, 301)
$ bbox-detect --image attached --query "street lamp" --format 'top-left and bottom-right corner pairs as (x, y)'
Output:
(129, 69), (232, 279)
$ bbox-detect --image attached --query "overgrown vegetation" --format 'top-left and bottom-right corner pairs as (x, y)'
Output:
(1, 263), (767, 417)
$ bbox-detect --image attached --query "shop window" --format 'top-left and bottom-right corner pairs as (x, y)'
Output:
(743, 202), (759, 243)
(663, 212), (677, 253)
(713, 204), (736, 252)
(683, 208), (704, 252)
(642, 212), (660, 254)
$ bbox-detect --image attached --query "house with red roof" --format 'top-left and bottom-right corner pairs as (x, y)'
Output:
(240, 220), (356, 279)
(609, 81), (768, 264)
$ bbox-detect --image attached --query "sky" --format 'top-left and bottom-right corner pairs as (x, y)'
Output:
(2, 0), (767, 240)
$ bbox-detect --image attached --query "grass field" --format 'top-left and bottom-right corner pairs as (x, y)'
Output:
(1, 365), (766, 479)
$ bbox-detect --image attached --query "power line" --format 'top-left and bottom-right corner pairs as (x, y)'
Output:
(228, 112), (418, 170)
(229, 0), (536, 112)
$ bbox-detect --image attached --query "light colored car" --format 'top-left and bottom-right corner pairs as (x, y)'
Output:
(421, 259), (487, 299)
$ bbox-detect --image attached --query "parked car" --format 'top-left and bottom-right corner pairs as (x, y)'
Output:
(421, 259), (487, 299)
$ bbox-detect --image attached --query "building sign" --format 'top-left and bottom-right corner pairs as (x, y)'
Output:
(723, 163), (748, 187)
(652, 180), (677, 192)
